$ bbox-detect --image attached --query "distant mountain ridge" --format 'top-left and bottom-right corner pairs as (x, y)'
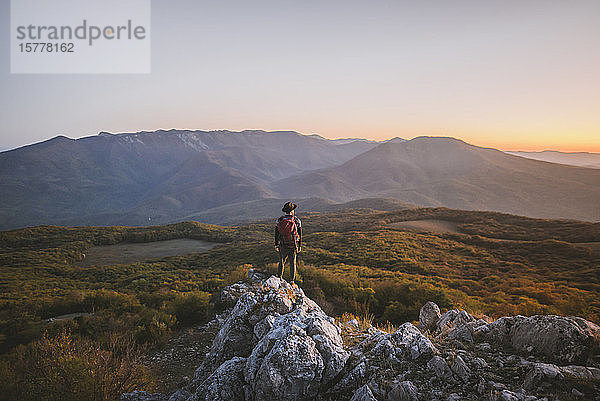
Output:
(0, 130), (380, 229)
(1, 130), (599, 229)
(274, 137), (600, 222)
(506, 150), (600, 169)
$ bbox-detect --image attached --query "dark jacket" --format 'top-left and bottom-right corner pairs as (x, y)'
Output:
(275, 214), (302, 247)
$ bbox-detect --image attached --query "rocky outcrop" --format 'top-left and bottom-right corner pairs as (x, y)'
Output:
(155, 274), (350, 401)
(123, 276), (600, 401)
(509, 315), (599, 364)
(475, 314), (600, 364)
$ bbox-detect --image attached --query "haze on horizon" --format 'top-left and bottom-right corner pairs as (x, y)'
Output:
(1, 1), (599, 152)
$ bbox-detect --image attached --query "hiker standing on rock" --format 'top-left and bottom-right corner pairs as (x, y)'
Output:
(275, 202), (302, 284)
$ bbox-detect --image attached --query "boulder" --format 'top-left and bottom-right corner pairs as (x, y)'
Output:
(220, 282), (251, 307)
(437, 309), (476, 336)
(350, 384), (378, 401)
(427, 355), (455, 383)
(523, 363), (563, 390)
(560, 365), (600, 382)
(388, 380), (419, 401)
(330, 361), (367, 394)
(192, 275), (350, 401)
(389, 323), (438, 360)
(193, 357), (246, 401)
(246, 323), (324, 401)
(419, 301), (441, 332)
(510, 315), (600, 364)
(473, 315), (526, 344)
(449, 355), (470, 383)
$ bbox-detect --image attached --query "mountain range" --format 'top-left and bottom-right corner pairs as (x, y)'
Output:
(506, 150), (600, 169)
(1, 129), (599, 229)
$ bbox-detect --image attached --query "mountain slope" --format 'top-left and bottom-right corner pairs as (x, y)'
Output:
(272, 137), (600, 221)
(0, 130), (377, 229)
(506, 150), (600, 169)
(2, 132), (599, 228)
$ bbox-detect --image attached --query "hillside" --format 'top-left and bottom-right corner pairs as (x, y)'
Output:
(2, 131), (600, 229)
(274, 137), (600, 221)
(0, 130), (376, 229)
(180, 197), (417, 225)
(0, 208), (599, 399)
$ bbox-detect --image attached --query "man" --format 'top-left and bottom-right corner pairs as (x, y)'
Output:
(275, 201), (302, 284)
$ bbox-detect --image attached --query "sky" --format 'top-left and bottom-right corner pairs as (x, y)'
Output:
(1, 0), (599, 152)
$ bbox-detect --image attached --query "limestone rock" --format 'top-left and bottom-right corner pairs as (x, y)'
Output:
(437, 309), (476, 335)
(560, 365), (600, 382)
(350, 384), (378, 401)
(123, 284), (600, 401)
(193, 357), (246, 401)
(523, 363), (563, 390)
(428, 355), (455, 383)
(473, 315), (526, 344)
(449, 355), (470, 383)
(419, 301), (441, 332)
(510, 315), (600, 364)
(188, 275), (350, 401)
(254, 314), (276, 341)
(388, 380), (419, 401)
(220, 282), (251, 307)
(246, 323), (324, 401)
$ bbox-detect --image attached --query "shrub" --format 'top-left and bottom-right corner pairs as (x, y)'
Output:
(0, 329), (155, 401)
(165, 291), (211, 327)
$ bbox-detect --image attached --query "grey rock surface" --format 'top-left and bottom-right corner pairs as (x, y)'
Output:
(123, 292), (600, 401)
(509, 315), (600, 364)
(388, 380), (419, 401)
(419, 301), (441, 332)
(428, 355), (455, 383)
(350, 384), (378, 401)
(196, 275), (348, 401)
(193, 357), (246, 401)
(523, 363), (563, 391)
(437, 309), (476, 335)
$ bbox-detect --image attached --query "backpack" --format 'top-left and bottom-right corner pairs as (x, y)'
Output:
(277, 216), (299, 247)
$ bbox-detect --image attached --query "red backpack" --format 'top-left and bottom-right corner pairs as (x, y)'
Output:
(277, 216), (299, 247)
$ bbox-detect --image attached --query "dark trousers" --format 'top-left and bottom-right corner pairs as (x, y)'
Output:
(277, 244), (297, 282)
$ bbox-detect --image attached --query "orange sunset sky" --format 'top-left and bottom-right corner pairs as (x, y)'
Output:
(1, 1), (599, 153)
